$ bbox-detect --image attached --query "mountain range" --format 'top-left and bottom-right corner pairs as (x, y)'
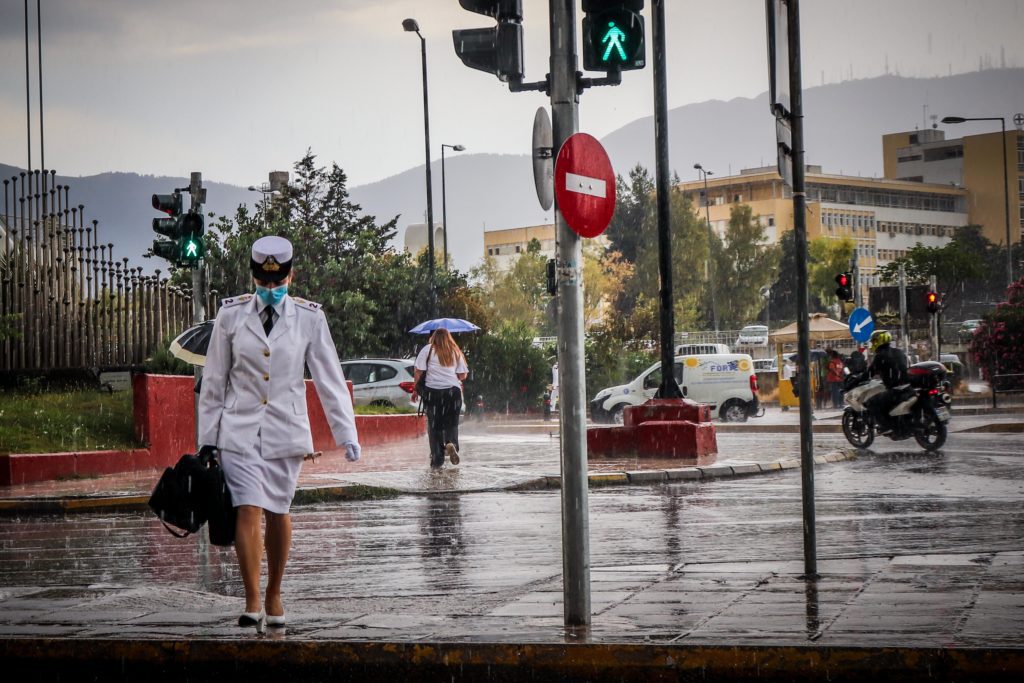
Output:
(3, 69), (1022, 276)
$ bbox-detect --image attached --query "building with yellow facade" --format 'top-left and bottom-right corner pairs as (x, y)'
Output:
(482, 223), (556, 273)
(882, 126), (1023, 248)
(677, 165), (968, 303)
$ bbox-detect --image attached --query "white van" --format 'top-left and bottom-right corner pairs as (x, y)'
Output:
(590, 354), (761, 423)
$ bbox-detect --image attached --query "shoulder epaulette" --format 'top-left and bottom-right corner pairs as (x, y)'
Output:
(292, 297), (322, 312)
(220, 293), (254, 308)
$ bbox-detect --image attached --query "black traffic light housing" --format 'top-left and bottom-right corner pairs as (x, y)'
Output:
(452, 0), (524, 83)
(546, 258), (557, 296)
(834, 272), (853, 302)
(926, 290), (941, 314)
(582, 1), (646, 72)
(151, 189), (204, 267)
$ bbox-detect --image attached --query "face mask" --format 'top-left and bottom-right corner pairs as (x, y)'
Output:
(255, 284), (288, 307)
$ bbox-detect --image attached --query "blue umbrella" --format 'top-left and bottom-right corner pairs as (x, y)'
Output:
(409, 317), (481, 335)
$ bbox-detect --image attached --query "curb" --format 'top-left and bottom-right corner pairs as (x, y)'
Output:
(0, 450), (855, 515)
(2, 637), (1022, 683)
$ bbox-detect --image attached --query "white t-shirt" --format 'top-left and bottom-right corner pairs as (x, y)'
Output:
(415, 343), (468, 390)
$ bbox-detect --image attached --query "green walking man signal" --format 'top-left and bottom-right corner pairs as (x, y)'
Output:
(601, 21), (628, 61)
(582, 1), (645, 72)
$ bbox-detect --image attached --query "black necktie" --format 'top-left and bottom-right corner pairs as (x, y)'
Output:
(262, 306), (275, 336)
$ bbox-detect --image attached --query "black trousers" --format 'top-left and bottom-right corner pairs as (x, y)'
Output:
(425, 387), (462, 467)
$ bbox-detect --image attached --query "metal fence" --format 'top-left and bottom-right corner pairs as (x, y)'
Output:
(1, 169), (216, 372)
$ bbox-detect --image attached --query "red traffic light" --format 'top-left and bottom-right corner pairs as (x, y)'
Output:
(834, 272), (853, 302)
(926, 290), (941, 314)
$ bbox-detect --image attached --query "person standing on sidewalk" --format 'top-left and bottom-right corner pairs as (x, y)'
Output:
(198, 235), (361, 631)
(413, 327), (468, 468)
(827, 348), (846, 409)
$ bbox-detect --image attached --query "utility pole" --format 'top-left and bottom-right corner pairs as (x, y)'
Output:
(901, 264), (909, 356)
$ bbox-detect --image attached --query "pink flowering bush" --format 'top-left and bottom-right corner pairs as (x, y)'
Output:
(970, 278), (1024, 390)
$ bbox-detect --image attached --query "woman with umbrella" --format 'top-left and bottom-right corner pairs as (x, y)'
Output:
(413, 326), (469, 468)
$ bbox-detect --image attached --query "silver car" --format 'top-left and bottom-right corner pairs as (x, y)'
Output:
(340, 358), (417, 409)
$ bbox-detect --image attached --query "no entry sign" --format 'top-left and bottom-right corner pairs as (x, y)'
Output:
(554, 133), (615, 238)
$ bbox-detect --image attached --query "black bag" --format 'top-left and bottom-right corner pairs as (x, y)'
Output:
(415, 346), (433, 408)
(149, 449), (236, 546)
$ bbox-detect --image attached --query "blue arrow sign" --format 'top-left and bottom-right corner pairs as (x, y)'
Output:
(848, 307), (875, 343)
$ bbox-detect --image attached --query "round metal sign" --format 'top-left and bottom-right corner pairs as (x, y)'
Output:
(532, 107), (553, 212)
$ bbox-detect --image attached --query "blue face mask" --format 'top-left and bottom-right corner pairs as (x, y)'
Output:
(255, 284), (288, 307)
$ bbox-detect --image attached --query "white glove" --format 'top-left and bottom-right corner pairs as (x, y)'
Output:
(344, 441), (361, 462)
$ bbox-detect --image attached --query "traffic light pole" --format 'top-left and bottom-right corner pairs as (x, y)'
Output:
(930, 274), (939, 360)
(189, 172), (207, 450)
(550, 0), (591, 629)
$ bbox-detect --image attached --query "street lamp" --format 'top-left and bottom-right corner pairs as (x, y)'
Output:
(441, 143), (466, 270)
(694, 163), (719, 332)
(247, 184), (282, 230)
(403, 17), (436, 315)
(941, 115), (1013, 287)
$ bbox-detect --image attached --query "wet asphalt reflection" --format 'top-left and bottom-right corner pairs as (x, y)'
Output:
(1, 433), (1021, 618)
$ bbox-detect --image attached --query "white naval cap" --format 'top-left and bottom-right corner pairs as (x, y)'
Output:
(250, 235), (293, 283)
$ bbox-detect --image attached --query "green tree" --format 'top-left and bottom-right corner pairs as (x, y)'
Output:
(710, 205), (781, 329)
(969, 277), (1024, 390)
(462, 320), (549, 412)
(808, 236), (856, 316)
(877, 225), (988, 314)
(200, 150), (474, 360)
(606, 165), (655, 264)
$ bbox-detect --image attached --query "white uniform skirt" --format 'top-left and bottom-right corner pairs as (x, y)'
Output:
(221, 448), (304, 515)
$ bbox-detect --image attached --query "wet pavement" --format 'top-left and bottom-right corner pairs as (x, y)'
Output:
(2, 416), (1023, 680)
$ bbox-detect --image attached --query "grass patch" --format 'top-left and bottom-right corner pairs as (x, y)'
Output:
(0, 389), (138, 455)
(294, 484), (402, 505)
(354, 404), (417, 415)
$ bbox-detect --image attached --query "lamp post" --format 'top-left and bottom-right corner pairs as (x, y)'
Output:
(441, 143), (465, 270)
(941, 115), (1013, 287)
(403, 18), (436, 315)
(247, 184), (281, 230)
(694, 163), (719, 332)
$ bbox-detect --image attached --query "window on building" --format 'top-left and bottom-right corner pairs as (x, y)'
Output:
(488, 248), (493, 256)
(494, 247), (500, 255)
(515, 245), (521, 253)
(768, 216), (775, 227)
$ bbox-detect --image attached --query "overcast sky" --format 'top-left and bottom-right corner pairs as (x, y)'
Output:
(1, 0), (1022, 189)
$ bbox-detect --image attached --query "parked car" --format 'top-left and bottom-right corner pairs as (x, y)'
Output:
(590, 353), (761, 423)
(674, 343), (730, 355)
(340, 358), (417, 409)
(958, 319), (982, 340)
(736, 325), (769, 347)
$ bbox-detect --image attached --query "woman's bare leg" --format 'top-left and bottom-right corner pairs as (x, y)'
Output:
(264, 510), (292, 617)
(235, 505), (264, 613)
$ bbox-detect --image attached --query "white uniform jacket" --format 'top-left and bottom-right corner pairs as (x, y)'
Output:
(198, 293), (358, 459)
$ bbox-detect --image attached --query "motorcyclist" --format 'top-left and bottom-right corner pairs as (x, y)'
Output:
(866, 330), (909, 428)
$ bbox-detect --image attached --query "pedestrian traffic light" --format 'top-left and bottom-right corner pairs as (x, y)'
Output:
(151, 190), (204, 267)
(582, 1), (646, 72)
(926, 290), (941, 314)
(452, 0), (524, 83)
(178, 212), (205, 265)
(834, 272), (853, 302)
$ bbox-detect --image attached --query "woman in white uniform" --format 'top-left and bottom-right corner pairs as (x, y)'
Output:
(413, 327), (468, 468)
(198, 235), (361, 630)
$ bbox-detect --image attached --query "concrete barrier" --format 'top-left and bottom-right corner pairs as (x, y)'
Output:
(0, 374), (424, 486)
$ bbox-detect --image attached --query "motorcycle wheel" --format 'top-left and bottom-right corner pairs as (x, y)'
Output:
(913, 410), (947, 451)
(842, 409), (874, 448)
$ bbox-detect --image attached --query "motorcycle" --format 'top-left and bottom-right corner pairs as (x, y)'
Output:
(841, 361), (952, 451)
